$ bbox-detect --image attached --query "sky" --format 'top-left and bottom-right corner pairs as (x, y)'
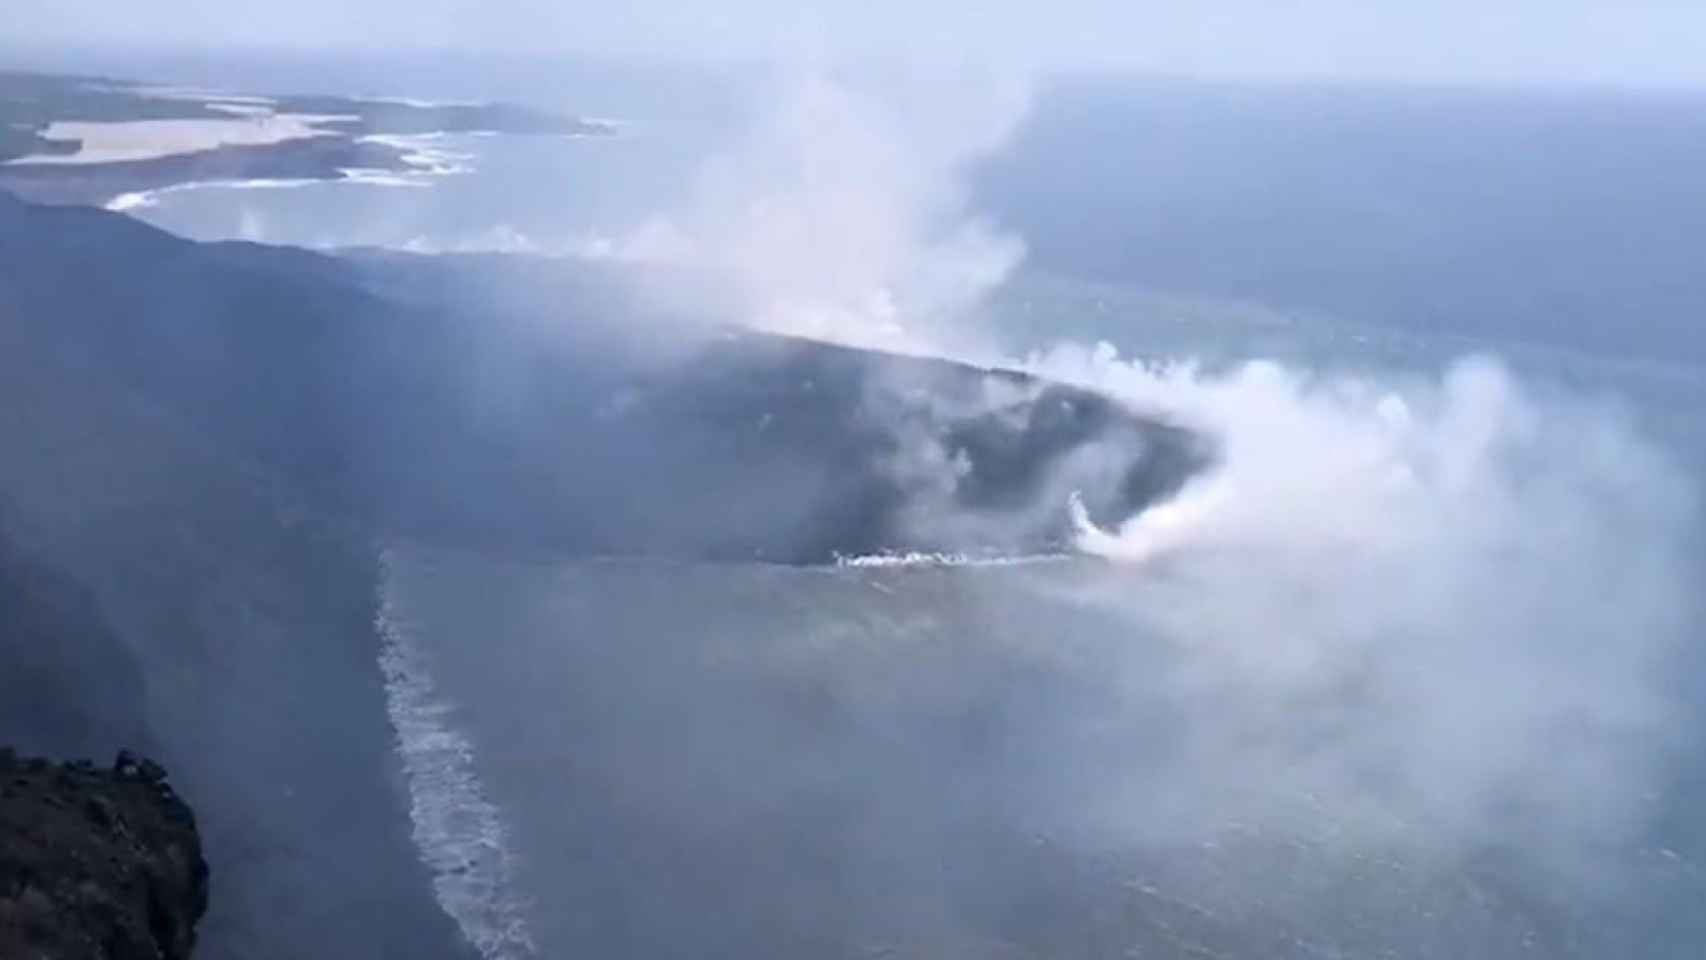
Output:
(12, 0), (1706, 89)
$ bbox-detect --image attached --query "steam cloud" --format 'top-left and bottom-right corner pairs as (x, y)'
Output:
(614, 60), (1032, 354)
(629, 63), (1700, 889)
(1024, 345), (1697, 882)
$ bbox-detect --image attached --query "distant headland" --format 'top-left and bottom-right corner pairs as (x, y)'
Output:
(0, 70), (616, 207)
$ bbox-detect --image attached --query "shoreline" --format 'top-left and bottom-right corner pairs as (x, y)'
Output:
(0, 135), (419, 206)
(0, 70), (615, 208)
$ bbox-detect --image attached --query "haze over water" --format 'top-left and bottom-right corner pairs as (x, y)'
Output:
(77, 53), (1706, 959)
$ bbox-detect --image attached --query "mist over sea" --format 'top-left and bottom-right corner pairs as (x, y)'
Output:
(97, 55), (1706, 957)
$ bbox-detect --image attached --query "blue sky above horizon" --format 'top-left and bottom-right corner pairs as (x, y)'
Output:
(11, 1), (1706, 91)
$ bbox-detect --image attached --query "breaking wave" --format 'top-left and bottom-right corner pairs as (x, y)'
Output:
(357, 133), (478, 177)
(833, 550), (1070, 569)
(106, 177), (321, 212)
(376, 550), (536, 959)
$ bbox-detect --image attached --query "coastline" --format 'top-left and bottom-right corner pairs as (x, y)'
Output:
(0, 134), (417, 206)
(0, 70), (615, 208)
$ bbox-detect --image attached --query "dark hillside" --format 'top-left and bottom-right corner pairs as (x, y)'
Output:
(0, 187), (1204, 957)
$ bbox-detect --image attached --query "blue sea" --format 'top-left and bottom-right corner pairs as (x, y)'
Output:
(110, 60), (1706, 957)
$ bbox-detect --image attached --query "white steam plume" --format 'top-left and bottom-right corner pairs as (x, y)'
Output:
(613, 58), (1700, 888)
(618, 61), (1031, 354)
(1026, 342), (1696, 879)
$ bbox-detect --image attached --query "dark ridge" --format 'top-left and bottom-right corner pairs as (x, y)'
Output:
(0, 186), (1208, 958)
(0, 190), (474, 958)
(0, 189), (1211, 564)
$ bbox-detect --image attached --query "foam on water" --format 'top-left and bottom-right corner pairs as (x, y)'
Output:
(106, 178), (322, 212)
(833, 549), (1069, 568)
(357, 133), (478, 176)
(101, 133), (478, 212)
(376, 550), (537, 959)
(337, 168), (435, 187)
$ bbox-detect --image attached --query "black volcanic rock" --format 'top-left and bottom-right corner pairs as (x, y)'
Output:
(0, 750), (208, 960)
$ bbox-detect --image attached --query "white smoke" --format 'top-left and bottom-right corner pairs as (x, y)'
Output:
(1022, 342), (1696, 878)
(606, 58), (1700, 886)
(616, 60), (1031, 354)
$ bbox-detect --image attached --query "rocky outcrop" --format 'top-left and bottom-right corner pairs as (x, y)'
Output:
(0, 750), (208, 960)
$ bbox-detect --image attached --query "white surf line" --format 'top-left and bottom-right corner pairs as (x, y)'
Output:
(105, 177), (323, 212)
(336, 167), (435, 187)
(356, 133), (478, 176)
(833, 550), (1072, 569)
(376, 550), (537, 960)
(104, 165), (435, 213)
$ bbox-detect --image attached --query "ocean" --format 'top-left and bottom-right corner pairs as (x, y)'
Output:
(109, 63), (1706, 957)
(373, 545), (1706, 958)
